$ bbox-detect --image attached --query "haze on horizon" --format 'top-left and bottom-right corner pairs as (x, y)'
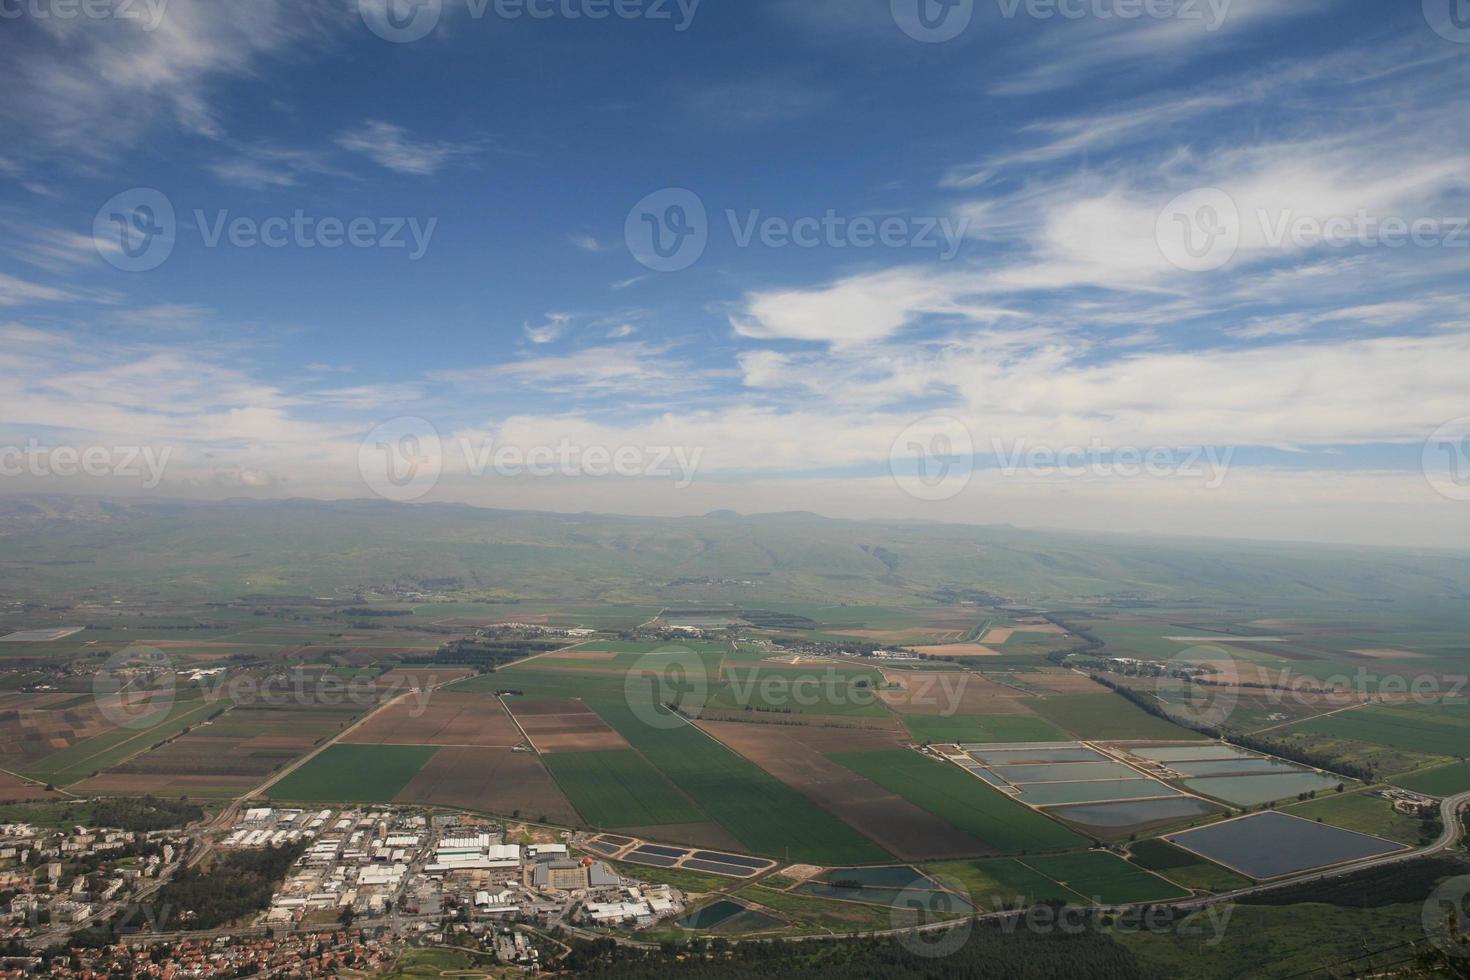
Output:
(1, 0), (1468, 549)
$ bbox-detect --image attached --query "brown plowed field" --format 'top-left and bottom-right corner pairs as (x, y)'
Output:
(878, 671), (1035, 715)
(695, 720), (992, 860)
(342, 693), (523, 747)
(394, 746), (578, 824)
(507, 699), (629, 753)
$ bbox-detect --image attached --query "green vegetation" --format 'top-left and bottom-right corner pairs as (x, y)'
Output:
(0, 796), (203, 831)
(1126, 839), (1249, 893)
(266, 743), (436, 803)
(590, 700), (891, 865)
(1290, 700), (1470, 758)
(901, 712), (1068, 744)
(155, 842), (307, 931)
(1394, 760), (1470, 796)
(924, 857), (1086, 907)
(541, 750), (704, 828)
(1028, 692), (1205, 741)
(1025, 851), (1189, 905)
(1283, 790), (1438, 845)
(709, 664), (888, 718)
(25, 696), (232, 786)
(829, 750), (1086, 853)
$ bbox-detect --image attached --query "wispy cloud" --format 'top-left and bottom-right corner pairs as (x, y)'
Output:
(335, 120), (479, 176)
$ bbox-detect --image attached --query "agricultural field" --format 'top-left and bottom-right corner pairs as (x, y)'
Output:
(588, 699), (891, 865)
(266, 744), (438, 803)
(394, 745), (579, 824)
(1282, 790), (1436, 846)
(1288, 700), (1470, 758)
(829, 750), (1086, 854)
(1028, 693), (1206, 741)
(900, 712), (1067, 745)
(539, 750), (704, 828)
(1024, 851), (1189, 904)
(1125, 839), (1250, 893)
(1392, 760), (1470, 797)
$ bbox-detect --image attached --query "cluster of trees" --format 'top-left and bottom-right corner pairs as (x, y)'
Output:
(560, 922), (1155, 979)
(153, 842), (306, 932)
(88, 796), (203, 833)
(402, 637), (563, 671)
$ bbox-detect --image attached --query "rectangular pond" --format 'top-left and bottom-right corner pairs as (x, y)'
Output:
(992, 761), (1139, 783)
(967, 747), (1107, 765)
(1184, 772), (1346, 806)
(1015, 779), (1182, 805)
(1046, 796), (1218, 831)
(1165, 810), (1407, 879)
(1132, 744), (1258, 762)
(1171, 758), (1305, 777)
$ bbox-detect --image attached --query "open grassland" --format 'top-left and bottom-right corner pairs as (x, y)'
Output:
(1024, 851), (1190, 904)
(1290, 700), (1470, 757)
(925, 857), (1088, 907)
(1282, 789), (1434, 845)
(589, 699), (891, 865)
(540, 749), (704, 828)
(901, 712), (1068, 744)
(1126, 839), (1250, 893)
(733, 884), (899, 936)
(1028, 692), (1206, 741)
(1393, 760), (1470, 796)
(266, 743), (437, 803)
(829, 750), (1087, 854)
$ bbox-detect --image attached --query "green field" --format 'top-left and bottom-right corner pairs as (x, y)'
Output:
(1283, 790), (1434, 845)
(1393, 760), (1470, 797)
(924, 857), (1086, 907)
(1126, 839), (1249, 893)
(709, 664), (889, 718)
(589, 700), (891, 865)
(540, 749), (705, 828)
(829, 750), (1086, 854)
(901, 713), (1068, 745)
(1024, 851), (1190, 905)
(266, 744), (437, 803)
(26, 696), (231, 786)
(1291, 701), (1470, 758)
(1028, 692), (1206, 741)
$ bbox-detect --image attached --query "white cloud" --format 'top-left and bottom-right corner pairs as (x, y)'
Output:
(335, 121), (478, 176)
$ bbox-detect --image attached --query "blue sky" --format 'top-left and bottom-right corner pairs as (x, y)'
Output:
(2, 0), (1469, 546)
